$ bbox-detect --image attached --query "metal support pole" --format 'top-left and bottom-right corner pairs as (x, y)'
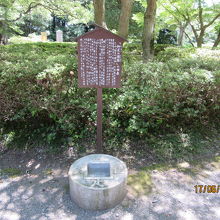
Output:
(97, 88), (103, 153)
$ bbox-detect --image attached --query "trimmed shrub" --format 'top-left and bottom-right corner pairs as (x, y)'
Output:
(156, 46), (196, 62)
(0, 43), (219, 146)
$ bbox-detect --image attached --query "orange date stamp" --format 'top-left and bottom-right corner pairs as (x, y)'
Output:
(194, 185), (220, 193)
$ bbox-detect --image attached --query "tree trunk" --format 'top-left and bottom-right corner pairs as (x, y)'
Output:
(118, 0), (134, 39)
(0, 34), (3, 45)
(197, 37), (203, 47)
(0, 34), (8, 45)
(93, 0), (107, 28)
(196, 29), (205, 47)
(183, 30), (194, 47)
(142, 0), (157, 62)
(178, 26), (184, 46)
(212, 30), (220, 48)
(177, 23), (188, 46)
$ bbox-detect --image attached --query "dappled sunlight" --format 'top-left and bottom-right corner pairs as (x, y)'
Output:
(0, 139), (219, 219)
(120, 213), (133, 220)
(0, 154), (219, 219)
(127, 171), (153, 197)
(0, 210), (21, 220)
(0, 173), (76, 219)
(26, 159), (36, 168)
(0, 0), (219, 218)
(152, 197), (173, 212)
(179, 133), (191, 148)
(177, 210), (199, 220)
(34, 163), (41, 169)
(210, 207), (220, 218)
(0, 192), (10, 205)
(196, 48), (220, 60)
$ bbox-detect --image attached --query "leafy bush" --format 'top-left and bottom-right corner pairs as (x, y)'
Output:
(9, 34), (41, 44)
(157, 29), (177, 45)
(107, 57), (220, 137)
(154, 44), (173, 55)
(0, 43), (219, 149)
(156, 46), (196, 61)
(0, 42), (88, 145)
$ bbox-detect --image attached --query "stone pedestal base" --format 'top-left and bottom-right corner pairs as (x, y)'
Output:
(68, 154), (128, 210)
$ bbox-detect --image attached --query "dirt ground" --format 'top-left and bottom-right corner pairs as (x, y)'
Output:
(0, 142), (220, 220)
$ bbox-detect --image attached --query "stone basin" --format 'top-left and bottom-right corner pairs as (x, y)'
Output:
(68, 154), (128, 210)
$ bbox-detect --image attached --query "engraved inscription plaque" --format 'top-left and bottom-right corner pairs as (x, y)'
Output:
(76, 25), (126, 88)
(87, 162), (110, 178)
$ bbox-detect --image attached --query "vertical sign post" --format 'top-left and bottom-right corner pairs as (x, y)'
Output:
(97, 88), (103, 152)
(76, 24), (126, 153)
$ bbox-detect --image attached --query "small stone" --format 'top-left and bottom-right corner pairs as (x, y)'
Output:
(178, 162), (190, 168)
(115, 213), (119, 217)
(121, 199), (131, 208)
(152, 196), (158, 203)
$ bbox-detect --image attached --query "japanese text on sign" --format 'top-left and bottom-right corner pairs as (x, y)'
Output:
(78, 38), (122, 88)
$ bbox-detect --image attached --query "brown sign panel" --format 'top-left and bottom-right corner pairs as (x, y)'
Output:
(76, 25), (126, 88)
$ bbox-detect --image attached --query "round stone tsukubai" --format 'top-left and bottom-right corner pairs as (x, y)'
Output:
(68, 154), (128, 210)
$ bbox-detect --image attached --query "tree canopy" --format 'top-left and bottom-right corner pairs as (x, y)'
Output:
(0, 0), (219, 56)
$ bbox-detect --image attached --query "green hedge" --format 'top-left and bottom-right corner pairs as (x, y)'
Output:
(0, 43), (219, 146)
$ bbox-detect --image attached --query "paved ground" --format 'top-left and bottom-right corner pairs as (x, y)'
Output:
(0, 147), (220, 220)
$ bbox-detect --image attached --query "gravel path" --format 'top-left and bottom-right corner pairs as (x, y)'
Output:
(0, 150), (220, 220)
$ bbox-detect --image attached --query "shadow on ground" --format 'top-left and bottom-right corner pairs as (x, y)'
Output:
(0, 145), (220, 220)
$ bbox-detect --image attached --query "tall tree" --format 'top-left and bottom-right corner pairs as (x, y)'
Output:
(163, 0), (220, 47)
(0, 0), (42, 44)
(0, 0), (93, 44)
(190, 0), (220, 47)
(177, 22), (188, 46)
(118, 0), (134, 39)
(93, 0), (107, 27)
(160, 2), (188, 46)
(142, 0), (157, 62)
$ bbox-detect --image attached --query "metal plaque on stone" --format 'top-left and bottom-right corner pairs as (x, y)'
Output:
(87, 162), (111, 178)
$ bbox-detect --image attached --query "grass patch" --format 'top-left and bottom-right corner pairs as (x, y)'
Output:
(43, 168), (53, 175)
(210, 156), (220, 170)
(0, 168), (22, 177)
(63, 184), (69, 193)
(176, 167), (200, 176)
(141, 163), (173, 172)
(128, 154), (220, 197)
(127, 171), (153, 197)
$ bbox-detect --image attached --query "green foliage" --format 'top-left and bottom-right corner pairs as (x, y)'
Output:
(8, 34), (41, 44)
(0, 42), (88, 147)
(156, 46), (196, 61)
(105, 0), (144, 38)
(16, 7), (51, 37)
(154, 43), (175, 55)
(128, 171), (152, 197)
(0, 0), (93, 43)
(0, 43), (219, 152)
(109, 47), (220, 138)
(0, 168), (22, 177)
